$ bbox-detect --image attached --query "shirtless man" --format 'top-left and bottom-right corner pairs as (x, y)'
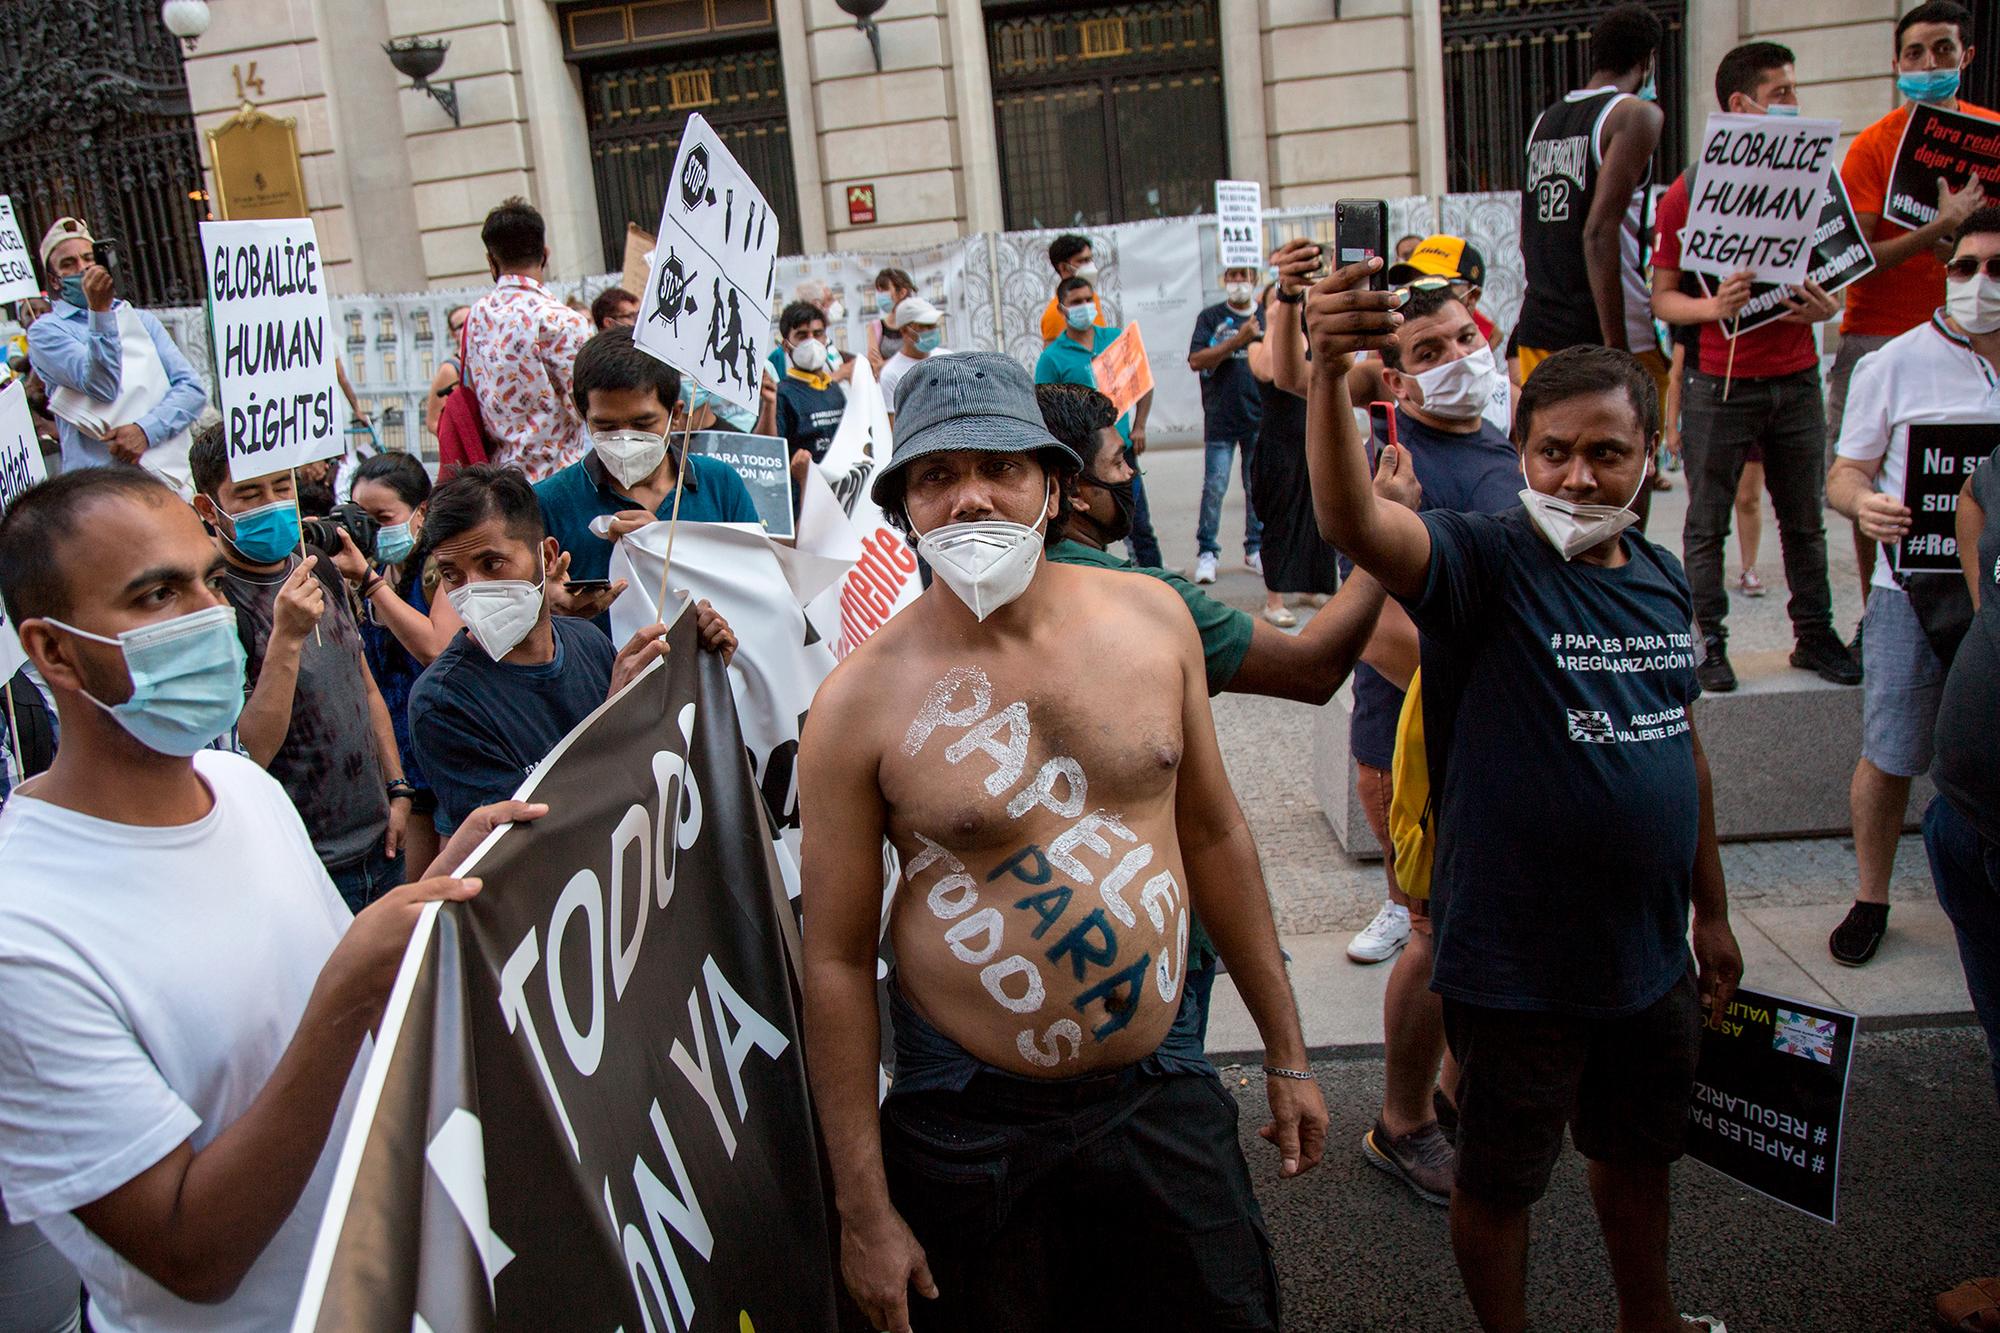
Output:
(800, 352), (1324, 1333)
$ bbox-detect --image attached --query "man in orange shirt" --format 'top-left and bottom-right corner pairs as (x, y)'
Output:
(1037, 234), (1108, 344)
(1832, 0), (1994, 613)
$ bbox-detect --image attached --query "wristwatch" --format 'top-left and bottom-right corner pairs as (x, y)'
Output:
(386, 779), (417, 802)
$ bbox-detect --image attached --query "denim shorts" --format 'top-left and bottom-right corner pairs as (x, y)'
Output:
(1861, 585), (1946, 778)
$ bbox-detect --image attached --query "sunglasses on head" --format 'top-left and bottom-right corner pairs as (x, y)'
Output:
(1946, 255), (2000, 282)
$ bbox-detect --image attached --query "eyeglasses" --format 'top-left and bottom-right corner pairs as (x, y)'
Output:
(1946, 255), (2000, 282)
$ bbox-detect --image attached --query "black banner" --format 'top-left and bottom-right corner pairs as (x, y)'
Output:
(1685, 987), (1857, 1224)
(1885, 102), (2000, 231)
(296, 611), (837, 1331)
(1695, 173), (1876, 338)
(1900, 422), (1997, 573)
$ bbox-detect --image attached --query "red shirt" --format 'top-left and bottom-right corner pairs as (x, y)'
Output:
(1652, 174), (1817, 379)
(1841, 100), (2000, 337)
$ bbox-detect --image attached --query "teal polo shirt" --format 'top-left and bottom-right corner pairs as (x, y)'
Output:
(534, 449), (759, 589)
(1046, 538), (1252, 695)
(1034, 324), (1132, 446)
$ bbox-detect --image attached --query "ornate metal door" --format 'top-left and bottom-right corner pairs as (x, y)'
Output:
(0, 0), (209, 306)
(1441, 0), (1687, 194)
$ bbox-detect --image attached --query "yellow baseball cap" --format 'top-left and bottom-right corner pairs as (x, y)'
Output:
(1387, 234), (1485, 288)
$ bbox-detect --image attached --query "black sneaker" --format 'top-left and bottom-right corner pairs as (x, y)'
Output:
(1829, 901), (1889, 966)
(1362, 1118), (1454, 1206)
(1792, 631), (1863, 686)
(1697, 638), (1738, 693)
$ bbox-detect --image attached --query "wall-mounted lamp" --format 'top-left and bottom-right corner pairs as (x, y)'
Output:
(384, 36), (461, 127)
(161, 0), (211, 52)
(833, 0), (888, 74)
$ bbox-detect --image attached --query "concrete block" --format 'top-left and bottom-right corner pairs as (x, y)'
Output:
(185, 0), (315, 56)
(406, 21), (515, 80)
(185, 44), (322, 116)
(400, 70), (520, 137)
(421, 222), (488, 284)
(1779, 25), (1908, 84)
(821, 118), (959, 180)
(405, 121), (527, 184)
(1312, 649), (1932, 854)
(809, 15), (946, 82)
(387, 0), (511, 38)
(1748, 0), (1896, 34)
(1265, 70), (1413, 135)
(1264, 17), (1410, 83)
(1744, 902), (1974, 1020)
(1275, 124), (1418, 191)
(1800, 77), (1897, 133)
(1275, 175), (1422, 207)
(1205, 933), (1394, 1059)
(822, 169), (960, 230)
(1267, 0), (1407, 26)
(814, 68), (950, 131)
(826, 218), (964, 251)
(807, 0), (941, 29)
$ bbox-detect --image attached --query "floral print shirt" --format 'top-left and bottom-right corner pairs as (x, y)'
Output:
(462, 274), (592, 480)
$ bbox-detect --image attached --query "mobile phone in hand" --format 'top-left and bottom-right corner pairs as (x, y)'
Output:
(565, 579), (614, 595)
(1334, 200), (1389, 291)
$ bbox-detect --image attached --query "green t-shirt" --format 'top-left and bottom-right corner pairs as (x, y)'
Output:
(1047, 538), (1253, 695)
(1034, 325), (1134, 447)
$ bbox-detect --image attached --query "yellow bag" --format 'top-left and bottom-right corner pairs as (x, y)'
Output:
(1387, 669), (1433, 902)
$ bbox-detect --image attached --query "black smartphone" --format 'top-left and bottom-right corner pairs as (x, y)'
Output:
(565, 579), (614, 595)
(90, 237), (120, 272)
(1334, 200), (1389, 291)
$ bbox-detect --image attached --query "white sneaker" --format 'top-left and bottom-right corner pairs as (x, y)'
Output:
(1347, 901), (1410, 963)
(1194, 552), (1218, 584)
(1246, 551), (1264, 575)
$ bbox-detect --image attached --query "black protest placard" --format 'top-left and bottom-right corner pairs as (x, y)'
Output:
(1900, 422), (1998, 572)
(1686, 987), (1857, 1224)
(295, 611), (838, 1332)
(1696, 174), (1877, 338)
(1885, 103), (2000, 231)
(686, 430), (794, 538)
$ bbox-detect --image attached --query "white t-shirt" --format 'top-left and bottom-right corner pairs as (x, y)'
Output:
(0, 751), (361, 1333)
(1836, 313), (2000, 590)
(880, 346), (952, 414)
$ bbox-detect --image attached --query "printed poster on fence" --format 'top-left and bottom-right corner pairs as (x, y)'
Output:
(1899, 422), (1997, 573)
(199, 218), (341, 481)
(0, 379), (47, 679)
(1215, 180), (1264, 269)
(1696, 173), (1876, 339)
(1885, 102), (2000, 231)
(685, 430), (794, 539)
(1686, 986), (1857, 1224)
(1092, 322), (1154, 420)
(636, 113), (780, 417)
(292, 612), (837, 1332)
(1677, 113), (1839, 286)
(0, 197), (39, 305)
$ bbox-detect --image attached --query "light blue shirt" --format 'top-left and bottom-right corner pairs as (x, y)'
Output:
(26, 299), (207, 471)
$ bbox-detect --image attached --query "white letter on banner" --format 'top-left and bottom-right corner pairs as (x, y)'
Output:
(651, 705), (704, 912)
(669, 987), (738, 1159)
(548, 869), (607, 1077)
(499, 930), (582, 1158)
(611, 1177), (675, 1333)
(610, 803), (653, 1000)
(702, 955), (790, 1118)
(634, 1098), (716, 1328)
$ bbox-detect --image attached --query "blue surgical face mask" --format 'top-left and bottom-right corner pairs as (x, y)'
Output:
(57, 274), (86, 310)
(45, 605), (247, 756)
(376, 519), (415, 565)
(1757, 100), (1801, 117)
(1637, 66), (1659, 102)
(876, 291), (894, 315)
(1899, 67), (1961, 105)
(914, 328), (943, 354)
(1064, 302), (1095, 332)
(220, 498), (301, 564)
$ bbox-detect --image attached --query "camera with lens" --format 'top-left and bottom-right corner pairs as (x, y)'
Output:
(301, 502), (380, 560)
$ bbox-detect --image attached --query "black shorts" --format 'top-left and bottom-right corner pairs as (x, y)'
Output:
(1442, 969), (1702, 1210)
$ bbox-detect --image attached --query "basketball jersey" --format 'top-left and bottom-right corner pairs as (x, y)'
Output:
(1516, 87), (1655, 353)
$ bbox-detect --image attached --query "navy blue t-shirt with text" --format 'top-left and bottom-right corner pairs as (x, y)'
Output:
(1189, 302), (1263, 442)
(1407, 507), (1702, 1017)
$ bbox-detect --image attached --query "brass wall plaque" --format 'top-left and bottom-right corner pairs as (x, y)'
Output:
(204, 102), (310, 221)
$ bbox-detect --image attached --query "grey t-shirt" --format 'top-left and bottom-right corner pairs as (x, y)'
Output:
(1935, 449), (2000, 845)
(219, 555), (388, 870)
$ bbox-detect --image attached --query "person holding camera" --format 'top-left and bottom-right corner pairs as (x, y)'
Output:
(187, 425), (407, 911)
(24, 216), (206, 488)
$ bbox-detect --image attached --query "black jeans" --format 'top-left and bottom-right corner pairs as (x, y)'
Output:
(1680, 367), (1833, 645)
(882, 1069), (1279, 1332)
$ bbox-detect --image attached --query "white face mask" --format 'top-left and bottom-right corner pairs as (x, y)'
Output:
(1408, 345), (1501, 422)
(913, 484), (1050, 622)
(1518, 459), (1646, 560)
(1947, 272), (2000, 335)
(1071, 261), (1099, 283)
(789, 337), (829, 374)
(593, 429), (668, 488)
(1224, 282), (1255, 309)
(448, 556), (547, 660)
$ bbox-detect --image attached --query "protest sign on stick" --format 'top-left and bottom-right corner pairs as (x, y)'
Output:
(685, 430), (794, 539)
(634, 112), (780, 418)
(0, 379), (48, 680)
(801, 356), (921, 659)
(1885, 103), (2000, 231)
(1678, 113), (1840, 287)
(200, 218), (342, 481)
(1696, 173), (1876, 339)
(0, 197), (40, 304)
(1215, 180), (1264, 269)
(1899, 422), (1998, 573)
(1092, 322), (1154, 420)
(293, 611), (838, 1332)
(1685, 986), (1857, 1224)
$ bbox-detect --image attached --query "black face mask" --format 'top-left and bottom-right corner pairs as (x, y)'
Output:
(1085, 472), (1135, 544)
